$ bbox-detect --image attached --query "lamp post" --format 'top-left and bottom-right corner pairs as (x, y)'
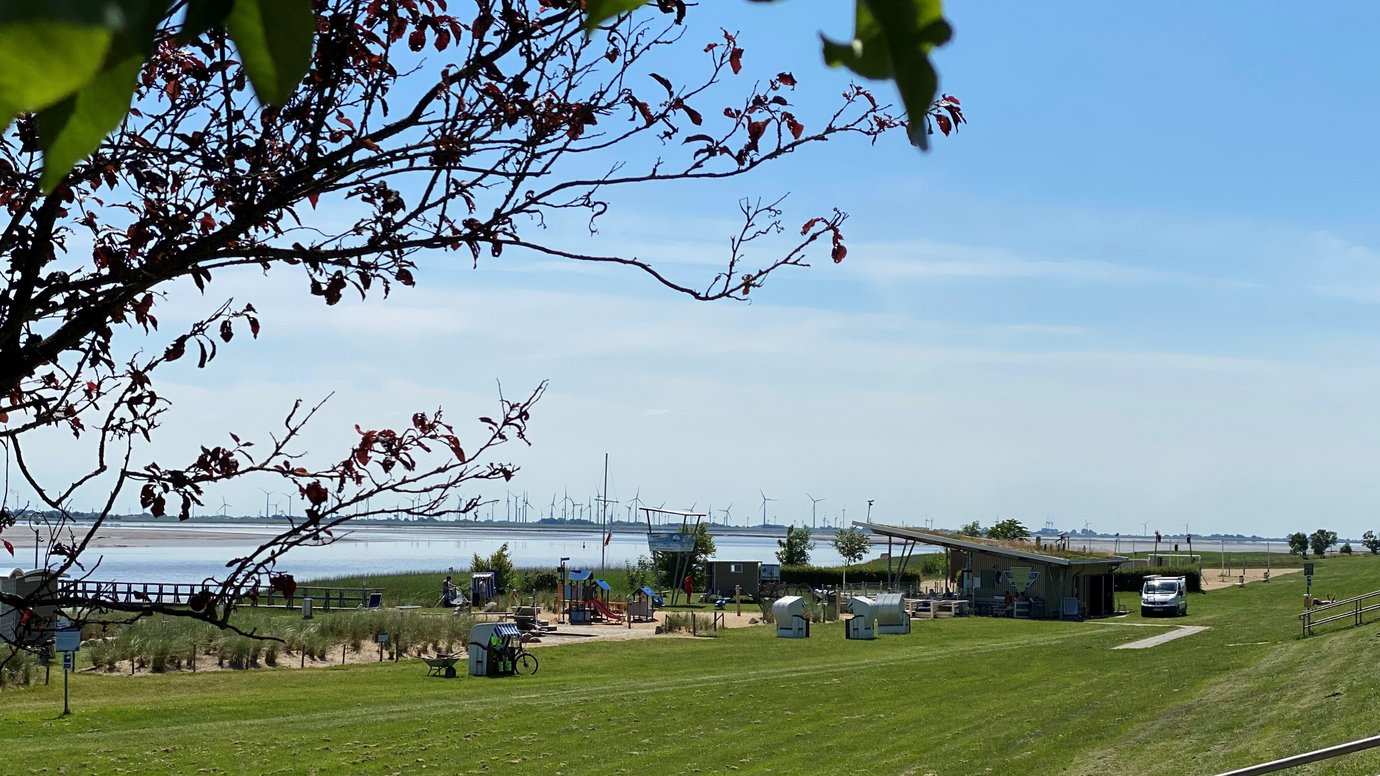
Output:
(29, 514), (40, 570)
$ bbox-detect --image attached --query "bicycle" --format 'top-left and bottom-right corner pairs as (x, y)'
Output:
(505, 644), (538, 676)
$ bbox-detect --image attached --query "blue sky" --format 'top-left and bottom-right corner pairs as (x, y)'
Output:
(20, 2), (1380, 541)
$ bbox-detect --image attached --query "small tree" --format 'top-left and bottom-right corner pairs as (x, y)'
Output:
(1309, 529), (1338, 558)
(986, 519), (1030, 541)
(1287, 532), (1309, 556)
(832, 527), (871, 589)
(1362, 531), (1380, 555)
(958, 520), (983, 537)
(776, 525), (814, 566)
(471, 543), (516, 593)
(623, 555), (658, 592)
(1340, 543), (1353, 555)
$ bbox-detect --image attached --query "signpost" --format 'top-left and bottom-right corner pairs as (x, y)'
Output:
(55, 623), (80, 716)
(1304, 562), (1316, 608)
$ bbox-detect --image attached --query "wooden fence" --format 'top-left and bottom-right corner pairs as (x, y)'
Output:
(59, 580), (385, 611)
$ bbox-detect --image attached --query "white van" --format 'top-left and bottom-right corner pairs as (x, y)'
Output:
(1140, 575), (1188, 617)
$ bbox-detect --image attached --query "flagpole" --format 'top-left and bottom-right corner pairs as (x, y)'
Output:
(600, 452), (609, 576)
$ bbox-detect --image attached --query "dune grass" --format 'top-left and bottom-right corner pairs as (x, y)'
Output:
(4, 556), (1380, 774)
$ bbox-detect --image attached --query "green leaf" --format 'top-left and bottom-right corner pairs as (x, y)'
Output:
(820, 2), (891, 81)
(583, 0), (646, 32)
(823, 0), (951, 149)
(35, 1), (162, 192)
(178, 0), (235, 44)
(226, 0), (314, 106)
(0, 21), (112, 130)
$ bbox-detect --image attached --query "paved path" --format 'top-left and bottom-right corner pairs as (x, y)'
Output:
(1112, 624), (1210, 649)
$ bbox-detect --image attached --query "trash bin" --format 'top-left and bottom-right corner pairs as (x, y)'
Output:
(301, 597), (313, 619)
(845, 596), (875, 640)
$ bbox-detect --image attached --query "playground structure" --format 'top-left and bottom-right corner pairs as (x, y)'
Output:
(627, 586), (660, 622)
(642, 506), (705, 606)
(845, 596), (876, 640)
(467, 622), (537, 677)
(562, 569), (596, 624)
(773, 595), (810, 638)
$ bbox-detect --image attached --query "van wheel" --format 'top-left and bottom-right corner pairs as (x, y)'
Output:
(1141, 607), (1151, 617)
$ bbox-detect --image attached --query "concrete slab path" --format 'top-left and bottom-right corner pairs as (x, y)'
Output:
(1113, 624), (1210, 649)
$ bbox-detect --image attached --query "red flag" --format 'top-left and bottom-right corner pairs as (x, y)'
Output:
(603, 531), (612, 547)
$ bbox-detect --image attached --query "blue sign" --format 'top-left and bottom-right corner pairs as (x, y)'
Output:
(55, 627), (81, 653)
(62, 651), (74, 671)
(648, 532), (696, 553)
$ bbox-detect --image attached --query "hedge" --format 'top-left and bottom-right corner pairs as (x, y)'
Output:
(781, 565), (923, 588)
(1113, 566), (1203, 593)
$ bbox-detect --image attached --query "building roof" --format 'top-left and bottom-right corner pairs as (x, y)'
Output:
(857, 522), (1126, 568)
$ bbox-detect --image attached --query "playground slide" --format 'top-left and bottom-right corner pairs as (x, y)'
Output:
(592, 599), (624, 622)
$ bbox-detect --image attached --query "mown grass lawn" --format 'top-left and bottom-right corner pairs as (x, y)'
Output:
(4, 556), (1379, 775)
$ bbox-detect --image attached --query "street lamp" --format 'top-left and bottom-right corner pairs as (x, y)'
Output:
(29, 513), (41, 570)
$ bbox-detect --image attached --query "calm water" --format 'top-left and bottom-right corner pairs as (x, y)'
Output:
(17, 523), (903, 583)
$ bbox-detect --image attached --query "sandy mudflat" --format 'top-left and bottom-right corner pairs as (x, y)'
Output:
(36, 523), (317, 548)
(1199, 566), (1299, 591)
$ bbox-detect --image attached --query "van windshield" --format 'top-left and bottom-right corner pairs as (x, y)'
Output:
(1144, 580), (1179, 593)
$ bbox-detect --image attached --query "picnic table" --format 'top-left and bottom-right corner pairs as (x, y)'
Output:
(423, 653), (460, 678)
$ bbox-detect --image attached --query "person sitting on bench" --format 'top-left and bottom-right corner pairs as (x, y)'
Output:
(442, 575), (460, 606)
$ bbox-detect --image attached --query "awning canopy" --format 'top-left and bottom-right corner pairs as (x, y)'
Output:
(594, 578), (611, 591)
(857, 522), (1126, 568)
(567, 569), (592, 581)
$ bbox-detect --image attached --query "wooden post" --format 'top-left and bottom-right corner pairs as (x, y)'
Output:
(736, 585), (741, 617)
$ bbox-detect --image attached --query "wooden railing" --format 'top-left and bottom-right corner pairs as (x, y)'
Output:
(1298, 589), (1380, 636)
(59, 580), (385, 611)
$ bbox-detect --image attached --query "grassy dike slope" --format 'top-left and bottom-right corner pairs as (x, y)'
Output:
(3, 555), (1378, 775)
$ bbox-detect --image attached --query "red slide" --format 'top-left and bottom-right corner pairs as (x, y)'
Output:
(592, 598), (624, 623)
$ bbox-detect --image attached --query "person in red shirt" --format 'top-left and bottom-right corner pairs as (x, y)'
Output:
(682, 573), (694, 601)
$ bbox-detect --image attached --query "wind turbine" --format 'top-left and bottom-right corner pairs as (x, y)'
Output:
(720, 503), (733, 527)
(258, 487), (272, 519)
(219, 497), (231, 518)
(759, 489), (775, 528)
(807, 493), (825, 531)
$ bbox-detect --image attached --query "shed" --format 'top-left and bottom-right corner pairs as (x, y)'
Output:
(707, 560), (762, 598)
(860, 523), (1126, 619)
(0, 569), (64, 645)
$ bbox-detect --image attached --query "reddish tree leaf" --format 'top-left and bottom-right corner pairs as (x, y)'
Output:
(408, 29), (425, 51)
(2, 539), (12, 556)
(777, 72), (796, 87)
(729, 47), (743, 75)
(649, 72), (673, 97)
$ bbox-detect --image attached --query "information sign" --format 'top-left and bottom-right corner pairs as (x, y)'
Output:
(55, 627), (81, 653)
(1304, 562), (1315, 576)
(62, 651), (74, 671)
